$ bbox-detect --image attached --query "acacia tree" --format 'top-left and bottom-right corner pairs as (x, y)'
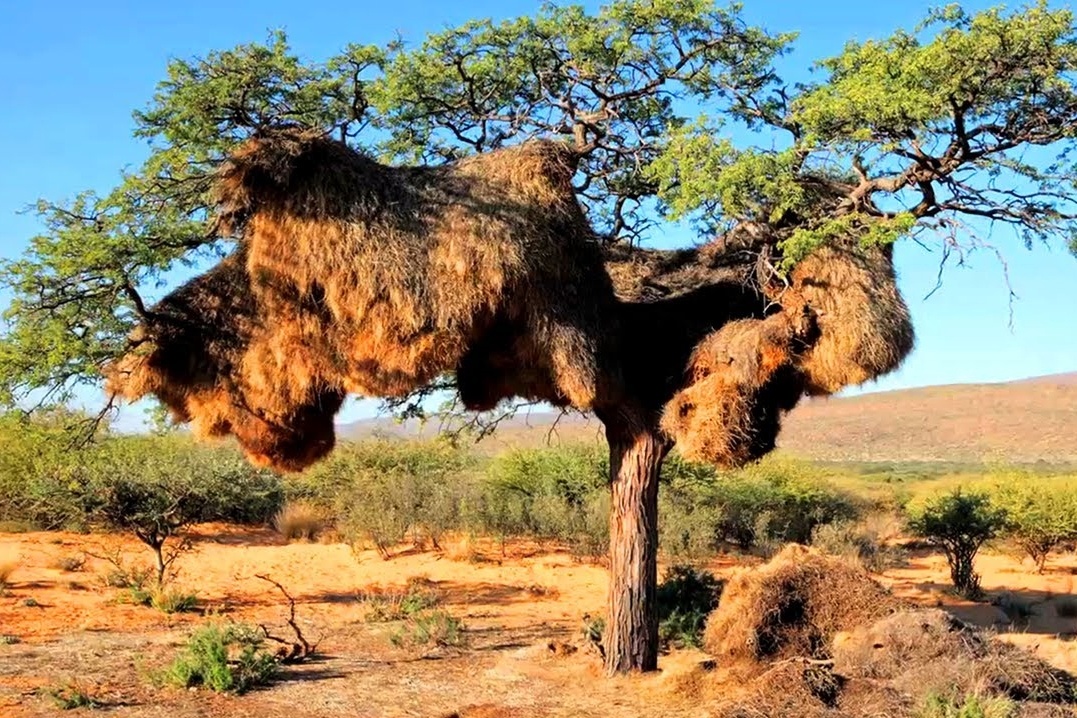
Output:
(3, 1), (1077, 673)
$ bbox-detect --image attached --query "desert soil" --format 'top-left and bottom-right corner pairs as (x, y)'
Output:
(2, 525), (1077, 717)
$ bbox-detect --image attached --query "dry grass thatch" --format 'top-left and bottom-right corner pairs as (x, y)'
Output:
(107, 127), (617, 471)
(699, 550), (1075, 718)
(655, 241), (914, 466)
(104, 253), (345, 471)
(106, 127), (915, 473)
(658, 311), (813, 466)
(773, 244), (915, 396)
(702, 544), (899, 669)
(832, 609), (1076, 704)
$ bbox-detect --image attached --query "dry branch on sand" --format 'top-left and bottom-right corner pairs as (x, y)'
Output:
(690, 547), (1076, 718)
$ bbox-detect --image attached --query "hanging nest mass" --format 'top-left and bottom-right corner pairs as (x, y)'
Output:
(106, 126), (915, 472)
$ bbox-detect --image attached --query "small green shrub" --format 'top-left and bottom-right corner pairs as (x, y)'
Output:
(0, 634), (20, 645)
(361, 584), (440, 622)
(389, 611), (467, 648)
(150, 588), (199, 614)
(42, 681), (101, 710)
(908, 490), (1007, 598)
(918, 692), (1016, 718)
(656, 565), (723, 650)
(22, 597), (39, 608)
(163, 623), (277, 694)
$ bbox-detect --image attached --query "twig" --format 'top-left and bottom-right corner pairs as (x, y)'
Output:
(253, 574), (318, 662)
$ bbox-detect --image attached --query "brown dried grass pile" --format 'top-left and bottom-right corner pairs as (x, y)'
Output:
(832, 609), (1076, 704)
(698, 552), (1075, 718)
(108, 128), (617, 471)
(702, 545), (899, 669)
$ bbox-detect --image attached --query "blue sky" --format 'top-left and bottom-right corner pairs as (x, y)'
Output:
(1, 0), (1074, 427)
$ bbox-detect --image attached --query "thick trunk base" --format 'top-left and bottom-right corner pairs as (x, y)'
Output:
(603, 419), (667, 674)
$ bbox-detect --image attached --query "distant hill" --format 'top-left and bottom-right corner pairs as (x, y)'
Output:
(339, 372), (1077, 463)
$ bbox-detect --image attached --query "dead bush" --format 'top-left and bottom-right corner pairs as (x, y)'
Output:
(273, 500), (324, 541)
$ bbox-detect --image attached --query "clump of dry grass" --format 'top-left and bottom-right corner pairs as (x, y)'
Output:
(0, 558), (17, 595)
(832, 609), (1075, 704)
(52, 555), (85, 573)
(702, 544), (898, 669)
(273, 501), (324, 541)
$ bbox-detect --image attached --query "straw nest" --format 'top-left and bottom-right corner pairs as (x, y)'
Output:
(107, 127), (617, 471)
(702, 545), (899, 668)
(694, 548), (1075, 717)
(653, 241), (914, 466)
(105, 126), (916, 472)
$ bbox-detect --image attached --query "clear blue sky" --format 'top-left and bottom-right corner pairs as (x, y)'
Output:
(1, 0), (1074, 427)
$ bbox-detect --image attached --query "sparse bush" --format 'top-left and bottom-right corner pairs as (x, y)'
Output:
(53, 555), (85, 573)
(992, 479), (1077, 573)
(389, 610), (467, 648)
(163, 623), (277, 693)
(658, 456), (859, 556)
(908, 490), (1007, 598)
(150, 588), (200, 614)
(0, 634), (20, 644)
(656, 565), (723, 650)
(361, 582), (440, 622)
(42, 681), (101, 710)
(811, 515), (906, 572)
(918, 692), (1016, 718)
(330, 441), (475, 558)
(273, 501), (323, 541)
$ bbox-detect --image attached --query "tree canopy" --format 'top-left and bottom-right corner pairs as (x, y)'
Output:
(2, 0), (1076, 415)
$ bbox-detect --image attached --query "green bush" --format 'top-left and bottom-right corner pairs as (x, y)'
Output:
(908, 490), (1007, 598)
(992, 478), (1077, 572)
(389, 610), (467, 648)
(656, 565), (723, 650)
(810, 514), (906, 572)
(918, 692), (1016, 718)
(659, 457), (859, 555)
(163, 623), (277, 694)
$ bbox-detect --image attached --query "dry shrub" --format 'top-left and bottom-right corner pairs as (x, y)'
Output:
(702, 544), (898, 668)
(660, 313), (810, 466)
(832, 609), (1075, 704)
(0, 558), (16, 593)
(273, 500), (323, 541)
(107, 128), (617, 473)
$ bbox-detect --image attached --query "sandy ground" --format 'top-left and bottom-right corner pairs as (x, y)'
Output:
(2, 526), (1077, 717)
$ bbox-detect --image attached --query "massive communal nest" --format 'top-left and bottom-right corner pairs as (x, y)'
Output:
(105, 126), (915, 472)
(687, 546), (1076, 717)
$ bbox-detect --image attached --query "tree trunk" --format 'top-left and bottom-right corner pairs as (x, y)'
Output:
(603, 417), (668, 674)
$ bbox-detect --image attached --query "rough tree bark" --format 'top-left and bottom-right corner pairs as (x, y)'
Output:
(601, 410), (671, 674)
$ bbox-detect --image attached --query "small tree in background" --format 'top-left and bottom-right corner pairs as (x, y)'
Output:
(993, 480), (1077, 573)
(909, 489), (1007, 597)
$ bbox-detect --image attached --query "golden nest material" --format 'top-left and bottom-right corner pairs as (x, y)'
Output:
(659, 243), (914, 467)
(702, 545), (899, 669)
(106, 128), (617, 471)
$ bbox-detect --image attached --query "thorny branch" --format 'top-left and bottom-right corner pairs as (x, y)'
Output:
(254, 574), (319, 662)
